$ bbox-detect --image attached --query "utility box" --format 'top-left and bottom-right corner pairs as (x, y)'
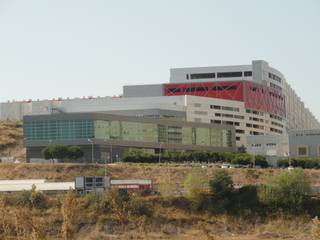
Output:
(75, 176), (110, 194)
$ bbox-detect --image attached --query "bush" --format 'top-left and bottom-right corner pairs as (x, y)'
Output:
(277, 159), (289, 168)
(184, 168), (208, 199)
(16, 186), (48, 209)
(258, 170), (311, 213)
(229, 185), (261, 214)
(230, 153), (251, 165)
(129, 199), (153, 217)
(254, 155), (269, 168)
(209, 169), (233, 198)
(278, 158), (319, 169)
(208, 169), (233, 213)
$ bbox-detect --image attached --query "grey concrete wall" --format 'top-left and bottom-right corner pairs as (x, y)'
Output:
(123, 84), (164, 98)
(289, 130), (320, 158)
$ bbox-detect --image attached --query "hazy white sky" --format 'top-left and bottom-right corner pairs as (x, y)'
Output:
(0, 0), (319, 120)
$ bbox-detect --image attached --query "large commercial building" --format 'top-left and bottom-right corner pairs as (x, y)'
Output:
(123, 60), (320, 146)
(2, 60), (319, 150)
(23, 113), (236, 162)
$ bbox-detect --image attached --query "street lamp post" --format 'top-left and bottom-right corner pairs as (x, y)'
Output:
(88, 139), (94, 164)
(110, 144), (113, 164)
(158, 143), (163, 164)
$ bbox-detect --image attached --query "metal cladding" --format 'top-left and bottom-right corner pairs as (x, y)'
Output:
(164, 80), (286, 117)
(164, 81), (244, 102)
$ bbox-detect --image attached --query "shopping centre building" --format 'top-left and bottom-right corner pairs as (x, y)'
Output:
(2, 60), (319, 154)
(23, 113), (236, 162)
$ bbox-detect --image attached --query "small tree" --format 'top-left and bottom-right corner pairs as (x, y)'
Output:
(209, 169), (233, 198)
(67, 146), (84, 162)
(42, 145), (70, 163)
(209, 169), (233, 213)
(254, 155), (269, 168)
(41, 146), (55, 162)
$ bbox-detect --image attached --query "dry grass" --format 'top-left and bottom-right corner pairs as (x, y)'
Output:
(0, 164), (318, 239)
(0, 163), (319, 190)
(0, 121), (25, 161)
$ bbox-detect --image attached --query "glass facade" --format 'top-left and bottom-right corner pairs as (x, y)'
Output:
(24, 119), (94, 140)
(24, 118), (233, 148)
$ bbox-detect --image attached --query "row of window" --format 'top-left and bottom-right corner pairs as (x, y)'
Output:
(167, 85), (239, 93)
(246, 109), (264, 116)
(186, 71), (252, 80)
(211, 119), (240, 127)
(246, 123), (264, 130)
(211, 105), (240, 112)
(268, 72), (282, 83)
(270, 128), (283, 134)
(269, 92), (284, 101)
(271, 121), (284, 128)
(270, 82), (282, 91)
(251, 143), (277, 147)
(270, 114), (283, 121)
(215, 113), (244, 119)
(249, 117), (264, 123)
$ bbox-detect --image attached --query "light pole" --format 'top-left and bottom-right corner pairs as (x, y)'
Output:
(110, 144), (113, 164)
(88, 139), (94, 164)
(158, 143), (163, 164)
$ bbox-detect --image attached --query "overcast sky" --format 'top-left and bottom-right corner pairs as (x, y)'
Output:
(0, 0), (319, 120)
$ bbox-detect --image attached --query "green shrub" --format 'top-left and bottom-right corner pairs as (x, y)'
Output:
(230, 153), (251, 165)
(258, 170), (311, 213)
(209, 169), (233, 198)
(277, 159), (289, 167)
(184, 168), (208, 199)
(254, 155), (269, 168)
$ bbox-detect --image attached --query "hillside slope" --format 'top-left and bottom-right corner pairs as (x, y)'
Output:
(0, 121), (25, 161)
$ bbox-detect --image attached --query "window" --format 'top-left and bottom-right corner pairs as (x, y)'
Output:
(186, 74), (189, 80)
(222, 106), (238, 111)
(217, 72), (242, 78)
(266, 143), (277, 147)
(236, 136), (241, 141)
(190, 73), (215, 79)
(212, 120), (221, 124)
(297, 146), (308, 157)
(236, 129), (245, 134)
(210, 105), (221, 110)
(215, 113), (221, 117)
(251, 144), (261, 147)
(222, 114), (233, 118)
(244, 71), (252, 77)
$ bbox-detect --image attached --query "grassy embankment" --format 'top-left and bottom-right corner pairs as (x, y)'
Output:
(0, 163), (319, 239)
(0, 121), (25, 161)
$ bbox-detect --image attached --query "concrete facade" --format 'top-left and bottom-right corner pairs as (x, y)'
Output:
(246, 134), (289, 166)
(289, 129), (320, 159)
